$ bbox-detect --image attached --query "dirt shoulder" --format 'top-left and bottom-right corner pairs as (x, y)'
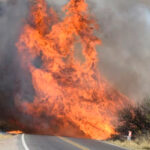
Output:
(0, 134), (19, 150)
(0, 133), (12, 139)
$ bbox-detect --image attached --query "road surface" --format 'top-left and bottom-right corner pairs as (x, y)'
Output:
(0, 134), (128, 150)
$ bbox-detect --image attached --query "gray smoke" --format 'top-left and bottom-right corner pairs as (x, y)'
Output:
(91, 0), (150, 101)
(0, 0), (28, 121)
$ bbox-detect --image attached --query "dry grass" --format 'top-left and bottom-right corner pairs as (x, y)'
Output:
(109, 138), (150, 150)
(0, 133), (12, 140)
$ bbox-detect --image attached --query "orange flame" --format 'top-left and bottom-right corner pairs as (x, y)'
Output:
(7, 130), (23, 134)
(16, 0), (130, 139)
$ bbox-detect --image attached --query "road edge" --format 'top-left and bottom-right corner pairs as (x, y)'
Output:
(21, 134), (30, 150)
(99, 140), (129, 150)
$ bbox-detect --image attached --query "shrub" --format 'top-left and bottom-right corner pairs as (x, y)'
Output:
(116, 97), (150, 138)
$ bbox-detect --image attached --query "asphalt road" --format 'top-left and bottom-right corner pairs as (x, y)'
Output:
(16, 134), (128, 150)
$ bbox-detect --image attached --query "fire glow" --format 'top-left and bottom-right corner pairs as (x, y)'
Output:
(16, 0), (130, 139)
(7, 130), (23, 135)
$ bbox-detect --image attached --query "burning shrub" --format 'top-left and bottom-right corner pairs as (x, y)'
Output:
(116, 97), (150, 138)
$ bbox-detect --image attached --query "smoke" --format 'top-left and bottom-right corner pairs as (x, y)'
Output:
(91, 0), (150, 101)
(0, 0), (28, 124)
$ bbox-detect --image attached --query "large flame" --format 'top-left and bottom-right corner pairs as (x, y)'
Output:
(16, 0), (130, 139)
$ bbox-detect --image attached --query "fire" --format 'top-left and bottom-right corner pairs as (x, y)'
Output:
(7, 130), (23, 135)
(16, 0), (130, 139)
